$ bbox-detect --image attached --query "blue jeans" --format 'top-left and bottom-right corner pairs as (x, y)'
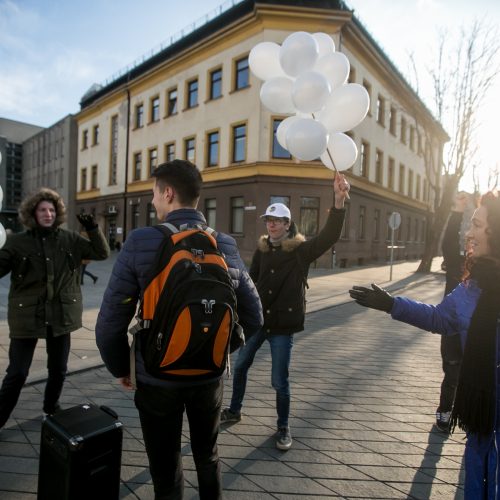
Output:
(229, 329), (293, 428)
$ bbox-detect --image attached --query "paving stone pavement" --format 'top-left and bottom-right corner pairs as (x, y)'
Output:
(0, 256), (466, 499)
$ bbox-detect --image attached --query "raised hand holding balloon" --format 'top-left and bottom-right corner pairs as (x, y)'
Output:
(249, 31), (370, 178)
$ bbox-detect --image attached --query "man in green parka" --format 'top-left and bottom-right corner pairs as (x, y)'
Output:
(0, 188), (109, 429)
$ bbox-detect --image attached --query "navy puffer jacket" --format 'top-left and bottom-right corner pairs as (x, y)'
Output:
(95, 208), (263, 387)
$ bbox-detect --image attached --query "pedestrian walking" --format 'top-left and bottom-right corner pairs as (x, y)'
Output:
(220, 173), (350, 451)
(349, 191), (500, 498)
(0, 188), (109, 429)
(95, 160), (262, 499)
(80, 259), (98, 285)
(435, 192), (469, 432)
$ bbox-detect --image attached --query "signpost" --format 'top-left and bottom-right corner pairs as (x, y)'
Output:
(387, 212), (402, 281)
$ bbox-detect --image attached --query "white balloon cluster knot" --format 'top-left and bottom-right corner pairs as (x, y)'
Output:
(249, 31), (370, 171)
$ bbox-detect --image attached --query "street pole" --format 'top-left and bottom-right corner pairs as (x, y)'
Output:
(390, 227), (395, 281)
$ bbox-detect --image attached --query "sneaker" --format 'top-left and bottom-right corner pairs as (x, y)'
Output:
(220, 408), (241, 423)
(436, 409), (451, 432)
(276, 426), (292, 450)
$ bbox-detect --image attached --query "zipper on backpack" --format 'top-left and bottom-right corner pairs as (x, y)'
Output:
(156, 332), (163, 350)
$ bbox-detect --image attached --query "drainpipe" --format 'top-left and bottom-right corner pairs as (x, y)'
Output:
(122, 87), (131, 241)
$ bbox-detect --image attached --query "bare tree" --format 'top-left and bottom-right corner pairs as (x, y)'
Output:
(409, 20), (500, 272)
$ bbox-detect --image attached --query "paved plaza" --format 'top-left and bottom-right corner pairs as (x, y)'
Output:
(0, 255), (465, 499)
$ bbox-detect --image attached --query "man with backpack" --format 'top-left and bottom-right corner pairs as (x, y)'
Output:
(95, 160), (263, 499)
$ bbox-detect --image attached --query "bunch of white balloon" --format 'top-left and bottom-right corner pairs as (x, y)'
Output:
(0, 151), (6, 248)
(249, 31), (370, 171)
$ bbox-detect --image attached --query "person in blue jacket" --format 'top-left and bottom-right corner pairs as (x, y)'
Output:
(349, 191), (500, 499)
(95, 160), (263, 500)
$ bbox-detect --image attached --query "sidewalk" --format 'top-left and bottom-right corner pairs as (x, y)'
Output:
(0, 256), (464, 499)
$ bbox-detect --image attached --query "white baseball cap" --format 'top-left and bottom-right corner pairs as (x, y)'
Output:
(260, 203), (291, 220)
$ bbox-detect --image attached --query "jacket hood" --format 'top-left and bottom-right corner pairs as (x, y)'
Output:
(18, 188), (66, 229)
(257, 232), (306, 253)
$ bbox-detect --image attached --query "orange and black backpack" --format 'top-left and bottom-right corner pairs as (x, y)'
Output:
(133, 223), (243, 381)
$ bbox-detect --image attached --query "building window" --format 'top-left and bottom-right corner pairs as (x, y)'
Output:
(362, 79), (372, 115)
(360, 141), (369, 178)
(184, 137), (195, 163)
(389, 106), (397, 135)
(373, 208), (380, 241)
(401, 116), (407, 144)
(358, 206), (366, 239)
(235, 56), (249, 90)
(82, 130), (88, 149)
(131, 204), (140, 230)
(418, 132), (424, 156)
(135, 103), (144, 128)
(209, 68), (222, 100)
(270, 195), (290, 207)
(376, 95), (385, 126)
(414, 218), (419, 242)
(166, 88), (177, 116)
(408, 169), (414, 198)
(299, 197), (319, 237)
(205, 198), (217, 228)
(230, 196), (244, 234)
(399, 164), (405, 194)
(341, 203), (350, 239)
(272, 119), (291, 159)
(150, 96), (160, 122)
(232, 124), (246, 163)
(165, 142), (175, 162)
(206, 131), (219, 167)
(187, 79), (198, 108)
(421, 219), (426, 242)
(109, 115), (118, 185)
(388, 157), (395, 190)
(80, 168), (87, 191)
(146, 202), (157, 226)
(416, 174), (421, 200)
(92, 125), (99, 145)
(90, 165), (97, 189)
(410, 125), (416, 151)
(375, 149), (383, 184)
(386, 211), (392, 241)
(406, 217), (412, 242)
(133, 152), (142, 181)
(149, 148), (158, 176)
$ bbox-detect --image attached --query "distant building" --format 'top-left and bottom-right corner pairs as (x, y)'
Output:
(75, 0), (448, 266)
(23, 115), (79, 230)
(0, 117), (44, 231)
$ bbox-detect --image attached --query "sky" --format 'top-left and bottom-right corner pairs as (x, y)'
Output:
(1, 0), (499, 191)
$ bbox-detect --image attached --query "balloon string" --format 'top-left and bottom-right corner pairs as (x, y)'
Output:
(312, 113), (350, 200)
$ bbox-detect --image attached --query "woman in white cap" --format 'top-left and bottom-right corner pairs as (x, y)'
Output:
(221, 174), (350, 450)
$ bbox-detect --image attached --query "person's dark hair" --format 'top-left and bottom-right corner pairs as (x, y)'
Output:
(151, 160), (202, 205)
(18, 187), (66, 229)
(464, 191), (500, 279)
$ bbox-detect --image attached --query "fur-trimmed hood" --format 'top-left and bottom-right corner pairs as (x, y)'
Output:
(257, 232), (306, 253)
(18, 188), (66, 229)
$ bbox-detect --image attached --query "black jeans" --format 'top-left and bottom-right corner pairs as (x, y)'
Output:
(135, 379), (223, 500)
(439, 333), (462, 412)
(0, 328), (70, 428)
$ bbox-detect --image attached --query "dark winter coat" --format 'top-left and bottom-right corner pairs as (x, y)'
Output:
(95, 208), (263, 387)
(0, 228), (109, 338)
(250, 207), (345, 335)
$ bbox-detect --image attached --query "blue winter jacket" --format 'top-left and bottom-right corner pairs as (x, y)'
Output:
(95, 208), (263, 387)
(391, 281), (500, 499)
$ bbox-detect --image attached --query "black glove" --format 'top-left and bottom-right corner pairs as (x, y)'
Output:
(76, 213), (98, 231)
(349, 283), (394, 312)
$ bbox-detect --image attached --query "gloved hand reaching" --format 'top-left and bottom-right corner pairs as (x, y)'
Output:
(76, 213), (98, 231)
(349, 283), (394, 312)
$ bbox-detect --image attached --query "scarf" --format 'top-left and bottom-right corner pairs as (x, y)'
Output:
(450, 258), (500, 436)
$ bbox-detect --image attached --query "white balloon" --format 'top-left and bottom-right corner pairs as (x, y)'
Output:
(313, 32), (335, 58)
(320, 133), (358, 171)
(0, 222), (6, 249)
(292, 71), (331, 113)
(276, 116), (301, 149)
(249, 42), (286, 81)
(318, 83), (370, 132)
(279, 31), (319, 77)
(314, 52), (350, 90)
(0, 185), (3, 209)
(259, 77), (296, 114)
(285, 118), (328, 161)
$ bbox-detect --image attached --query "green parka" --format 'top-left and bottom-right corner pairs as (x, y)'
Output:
(0, 227), (109, 338)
